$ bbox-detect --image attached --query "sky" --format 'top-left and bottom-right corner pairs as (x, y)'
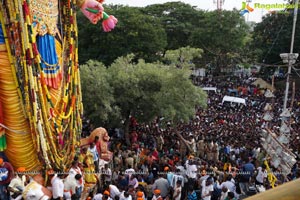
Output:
(105, 0), (291, 22)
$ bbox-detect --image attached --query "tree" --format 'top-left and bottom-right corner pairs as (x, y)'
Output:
(189, 9), (250, 73)
(107, 54), (207, 144)
(142, 2), (205, 50)
(80, 46), (207, 143)
(164, 46), (203, 68)
(77, 6), (167, 65)
(251, 13), (300, 64)
(80, 60), (117, 127)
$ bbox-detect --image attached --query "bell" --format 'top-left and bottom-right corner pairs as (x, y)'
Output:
(280, 109), (291, 118)
(263, 112), (273, 121)
(272, 157), (280, 168)
(275, 145), (283, 155)
(264, 90), (275, 98)
(278, 134), (289, 144)
(279, 123), (290, 134)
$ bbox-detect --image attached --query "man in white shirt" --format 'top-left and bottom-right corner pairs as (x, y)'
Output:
(68, 161), (84, 196)
(172, 180), (182, 200)
(185, 158), (198, 190)
(51, 173), (64, 200)
(201, 177), (214, 200)
(119, 191), (132, 200)
(217, 175), (236, 194)
(8, 167), (27, 200)
(255, 164), (267, 185)
(64, 174), (82, 200)
(219, 186), (229, 200)
(124, 166), (135, 179)
(102, 164), (112, 185)
(93, 190), (113, 200)
(106, 184), (121, 199)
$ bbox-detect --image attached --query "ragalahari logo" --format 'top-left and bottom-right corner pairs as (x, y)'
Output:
(240, 2), (254, 16)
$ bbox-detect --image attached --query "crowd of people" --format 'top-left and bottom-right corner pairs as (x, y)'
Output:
(0, 75), (300, 200)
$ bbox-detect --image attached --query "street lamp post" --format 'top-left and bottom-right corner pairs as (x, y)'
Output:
(278, 0), (299, 144)
(281, 0), (299, 110)
(280, 53), (299, 110)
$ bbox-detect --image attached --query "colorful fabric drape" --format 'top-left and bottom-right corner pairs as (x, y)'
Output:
(37, 34), (62, 89)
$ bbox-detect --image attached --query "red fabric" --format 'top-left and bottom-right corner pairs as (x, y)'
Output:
(95, 140), (101, 156)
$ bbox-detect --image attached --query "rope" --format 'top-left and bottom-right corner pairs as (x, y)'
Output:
(0, 123), (28, 134)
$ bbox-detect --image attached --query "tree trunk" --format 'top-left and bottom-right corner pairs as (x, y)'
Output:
(124, 116), (131, 146)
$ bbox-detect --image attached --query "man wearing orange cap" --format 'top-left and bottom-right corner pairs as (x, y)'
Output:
(0, 157), (14, 200)
(92, 190), (112, 200)
(152, 189), (163, 200)
(136, 190), (145, 200)
(8, 167), (27, 200)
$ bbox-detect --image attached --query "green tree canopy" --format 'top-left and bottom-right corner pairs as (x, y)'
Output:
(250, 13), (300, 64)
(107, 55), (207, 127)
(80, 53), (207, 139)
(77, 5), (167, 65)
(164, 46), (203, 69)
(80, 60), (117, 126)
(189, 9), (250, 72)
(142, 2), (205, 50)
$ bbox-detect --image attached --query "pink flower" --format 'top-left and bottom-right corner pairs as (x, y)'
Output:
(102, 15), (118, 32)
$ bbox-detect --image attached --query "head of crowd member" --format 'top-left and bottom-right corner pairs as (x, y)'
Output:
(71, 193), (80, 200)
(103, 190), (110, 199)
(226, 174), (233, 182)
(82, 147), (88, 154)
(114, 196), (120, 200)
(206, 176), (213, 186)
(16, 167), (26, 177)
(136, 190), (143, 198)
(57, 173), (64, 179)
(75, 173), (82, 180)
(222, 186), (228, 193)
(124, 191), (130, 198)
(188, 187), (194, 194)
(154, 189), (161, 197)
(71, 160), (79, 168)
(164, 166), (169, 172)
(128, 185), (135, 193)
(201, 169), (207, 176)
(227, 192), (235, 199)
(90, 142), (95, 148)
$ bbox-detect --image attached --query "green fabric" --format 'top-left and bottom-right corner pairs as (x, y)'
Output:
(0, 134), (7, 151)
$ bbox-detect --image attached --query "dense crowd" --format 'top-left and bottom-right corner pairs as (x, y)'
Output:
(0, 75), (300, 200)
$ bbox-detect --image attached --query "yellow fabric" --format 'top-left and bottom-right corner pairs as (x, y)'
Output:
(0, 45), (40, 170)
(0, 38), (63, 170)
